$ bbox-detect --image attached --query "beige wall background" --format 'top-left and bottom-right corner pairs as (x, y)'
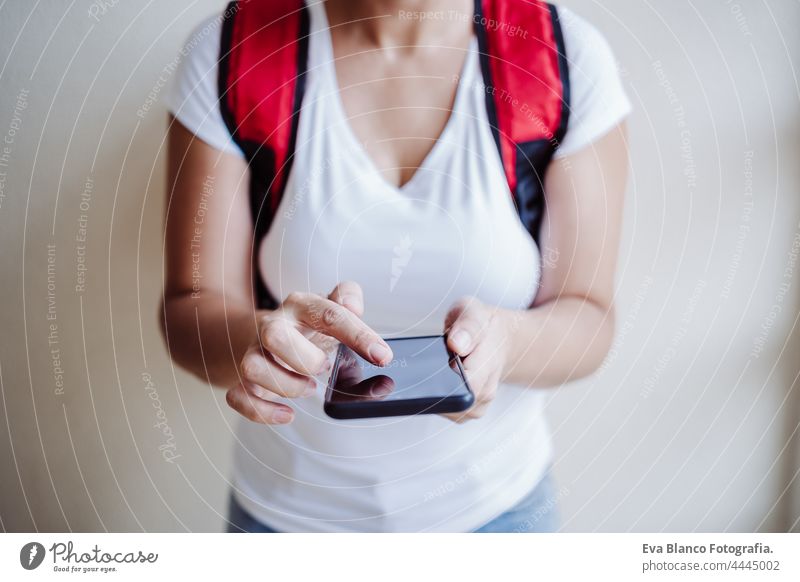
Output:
(1, 0), (798, 532)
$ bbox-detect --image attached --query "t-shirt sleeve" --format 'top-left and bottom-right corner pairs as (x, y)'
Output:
(552, 7), (632, 158)
(163, 13), (245, 158)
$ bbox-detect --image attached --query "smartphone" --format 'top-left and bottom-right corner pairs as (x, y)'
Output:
(323, 335), (474, 420)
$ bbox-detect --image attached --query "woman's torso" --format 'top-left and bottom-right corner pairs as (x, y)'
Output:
(231, 0), (554, 533)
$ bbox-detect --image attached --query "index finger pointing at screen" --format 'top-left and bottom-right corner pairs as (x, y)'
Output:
(293, 295), (393, 366)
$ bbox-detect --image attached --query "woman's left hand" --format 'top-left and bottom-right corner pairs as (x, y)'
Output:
(442, 296), (514, 423)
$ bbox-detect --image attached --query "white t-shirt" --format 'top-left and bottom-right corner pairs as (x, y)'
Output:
(165, 2), (631, 532)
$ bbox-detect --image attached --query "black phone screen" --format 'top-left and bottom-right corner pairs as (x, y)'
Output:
(327, 335), (471, 404)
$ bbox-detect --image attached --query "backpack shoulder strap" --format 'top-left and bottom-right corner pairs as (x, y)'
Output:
(218, 0), (310, 309)
(476, 0), (570, 246)
(219, 0), (309, 198)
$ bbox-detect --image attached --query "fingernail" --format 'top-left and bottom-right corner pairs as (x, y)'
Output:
(368, 342), (392, 364)
(301, 384), (317, 398)
(340, 294), (360, 311)
(273, 409), (293, 424)
(450, 330), (471, 353)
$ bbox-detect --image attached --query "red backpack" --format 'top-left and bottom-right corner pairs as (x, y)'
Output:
(218, 0), (570, 309)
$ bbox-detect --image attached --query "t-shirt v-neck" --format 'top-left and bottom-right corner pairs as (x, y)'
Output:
(310, 1), (479, 194)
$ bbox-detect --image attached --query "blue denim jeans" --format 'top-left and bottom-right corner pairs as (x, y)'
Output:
(226, 467), (559, 533)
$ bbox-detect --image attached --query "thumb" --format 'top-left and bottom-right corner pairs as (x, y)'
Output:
(328, 280), (365, 317)
(444, 296), (485, 356)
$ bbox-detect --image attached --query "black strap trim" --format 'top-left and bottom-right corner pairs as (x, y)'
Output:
(473, 0), (503, 165)
(280, 5), (310, 198)
(548, 3), (570, 148)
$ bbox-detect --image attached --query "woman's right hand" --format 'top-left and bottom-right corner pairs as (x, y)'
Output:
(225, 281), (392, 425)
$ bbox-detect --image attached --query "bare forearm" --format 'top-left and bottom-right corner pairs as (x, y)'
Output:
(501, 297), (615, 387)
(159, 293), (263, 388)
